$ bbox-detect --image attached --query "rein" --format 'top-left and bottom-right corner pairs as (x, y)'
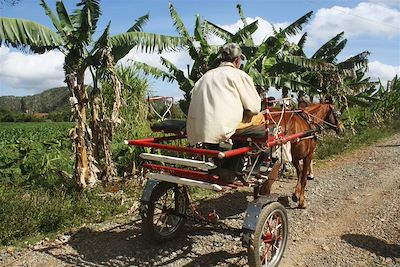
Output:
(301, 109), (339, 130)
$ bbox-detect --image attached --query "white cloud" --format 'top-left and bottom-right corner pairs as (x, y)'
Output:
(306, 2), (400, 48)
(367, 0), (400, 7)
(119, 46), (192, 72)
(0, 46), (65, 96)
(118, 47), (192, 98)
(367, 60), (400, 84)
(208, 17), (280, 45)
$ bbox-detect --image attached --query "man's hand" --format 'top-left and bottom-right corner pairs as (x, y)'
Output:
(242, 109), (254, 123)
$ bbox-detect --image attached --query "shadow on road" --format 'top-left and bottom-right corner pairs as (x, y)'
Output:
(40, 190), (250, 266)
(341, 234), (400, 259)
(376, 144), (400, 147)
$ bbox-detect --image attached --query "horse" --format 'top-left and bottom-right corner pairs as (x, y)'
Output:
(261, 102), (344, 208)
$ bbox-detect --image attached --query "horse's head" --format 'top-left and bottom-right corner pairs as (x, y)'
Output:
(324, 104), (345, 135)
(305, 103), (344, 135)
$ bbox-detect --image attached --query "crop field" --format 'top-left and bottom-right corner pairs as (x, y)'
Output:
(0, 122), (129, 245)
(0, 122), (75, 187)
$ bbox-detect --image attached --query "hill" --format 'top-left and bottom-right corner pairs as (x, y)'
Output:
(0, 87), (70, 113)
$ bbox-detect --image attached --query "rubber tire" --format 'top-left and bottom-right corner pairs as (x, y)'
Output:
(141, 182), (187, 243)
(248, 202), (288, 267)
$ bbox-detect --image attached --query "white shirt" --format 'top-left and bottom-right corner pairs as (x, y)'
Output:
(187, 62), (261, 145)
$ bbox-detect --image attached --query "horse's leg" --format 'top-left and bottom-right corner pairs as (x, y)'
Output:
(298, 156), (312, 208)
(259, 161), (281, 195)
(307, 159), (314, 180)
(291, 159), (302, 203)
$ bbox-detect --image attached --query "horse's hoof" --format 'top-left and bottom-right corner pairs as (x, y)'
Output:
(307, 175), (314, 180)
(291, 194), (298, 202)
(297, 204), (306, 209)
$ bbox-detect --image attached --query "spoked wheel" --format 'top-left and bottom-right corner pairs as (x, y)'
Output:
(141, 182), (188, 242)
(248, 202), (288, 267)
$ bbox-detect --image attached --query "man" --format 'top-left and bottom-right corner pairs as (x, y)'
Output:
(187, 42), (263, 146)
(186, 43), (264, 182)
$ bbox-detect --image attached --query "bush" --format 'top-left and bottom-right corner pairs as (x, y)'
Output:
(315, 121), (400, 160)
(0, 187), (128, 245)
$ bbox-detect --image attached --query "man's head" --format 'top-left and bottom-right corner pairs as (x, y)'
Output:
(219, 43), (245, 68)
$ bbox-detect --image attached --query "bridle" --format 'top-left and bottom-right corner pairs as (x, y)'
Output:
(301, 105), (341, 131)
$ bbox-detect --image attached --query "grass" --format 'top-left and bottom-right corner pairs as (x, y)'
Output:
(0, 185), (136, 246)
(0, 122), (141, 247)
(315, 120), (400, 160)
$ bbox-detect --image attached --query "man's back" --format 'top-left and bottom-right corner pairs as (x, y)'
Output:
(187, 62), (261, 145)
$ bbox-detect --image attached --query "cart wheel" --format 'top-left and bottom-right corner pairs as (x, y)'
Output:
(141, 182), (187, 242)
(248, 202), (288, 267)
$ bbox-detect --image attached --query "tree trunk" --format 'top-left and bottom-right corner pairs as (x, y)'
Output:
(343, 96), (357, 135)
(90, 84), (118, 182)
(90, 48), (121, 182)
(66, 71), (99, 189)
(90, 85), (102, 159)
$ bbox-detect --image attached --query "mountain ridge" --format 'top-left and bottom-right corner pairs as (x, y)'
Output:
(0, 87), (70, 113)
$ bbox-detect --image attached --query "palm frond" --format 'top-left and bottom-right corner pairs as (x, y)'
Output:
(244, 43), (269, 72)
(92, 21), (110, 52)
(133, 61), (175, 82)
(56, 1), (74, 33)
(284, 55), (337, 72)
(161, 57), (194, 93)
(110, 13), (151, 62)
(337, 51), (370, 70)
(312, 32), (345, 60)
(297, 32), (307, 52)
(160, 57), (188, 84)
(127, 13), (149, 32)
(231, 19), (258, 45)
(39, 0), (64, 36)
(266, 74), (309, 91)
(280, 11), (313, 37)
(0, 17), (63, 53)
(169, 2), (190, 39)
(248, 67), (265, 87)
(194, 15), (209, 55)
(204, 20), (233, 42)
(267, 61), (302, 74)
(236, 4), (248, 27)
(235, 4), (255, 47)
(74, 0), (101, 43)
(345, 80), (377, 92)
(110, 32), (185, 61)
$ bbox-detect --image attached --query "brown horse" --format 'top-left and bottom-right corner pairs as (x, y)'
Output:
(263, 103), (344, 208)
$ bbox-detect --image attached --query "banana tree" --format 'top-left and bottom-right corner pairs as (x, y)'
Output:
(135, 4), (315, 114)
(372, 75), (400, 122)
(0, 0), (185, 188)
(206, 9), (318, 98)
(298, 31), (374, 133)
(134, 3), (223, 114)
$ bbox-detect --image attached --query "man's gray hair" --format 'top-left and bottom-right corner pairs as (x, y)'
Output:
(219, 42), (245, 62)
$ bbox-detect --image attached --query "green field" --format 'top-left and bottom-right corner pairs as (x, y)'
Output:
(0, 122), (133, 246)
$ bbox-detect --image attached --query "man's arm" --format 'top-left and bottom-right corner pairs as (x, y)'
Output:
(236, 72), (261, 114)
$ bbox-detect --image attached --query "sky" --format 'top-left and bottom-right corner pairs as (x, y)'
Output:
(0, 0), (399, 99)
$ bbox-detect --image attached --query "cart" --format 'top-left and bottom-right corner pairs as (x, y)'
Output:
(126, 107), (319, 267)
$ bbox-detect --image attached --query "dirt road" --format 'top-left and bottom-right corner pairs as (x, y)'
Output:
(1, 133), (399, 267)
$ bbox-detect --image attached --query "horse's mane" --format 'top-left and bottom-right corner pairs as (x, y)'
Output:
(304, 103), (325, 113)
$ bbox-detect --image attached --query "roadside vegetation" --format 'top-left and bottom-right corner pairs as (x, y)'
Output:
(0, 0), (399, 247)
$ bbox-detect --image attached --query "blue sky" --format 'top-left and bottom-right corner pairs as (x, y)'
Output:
(0, 0), (399, 98)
